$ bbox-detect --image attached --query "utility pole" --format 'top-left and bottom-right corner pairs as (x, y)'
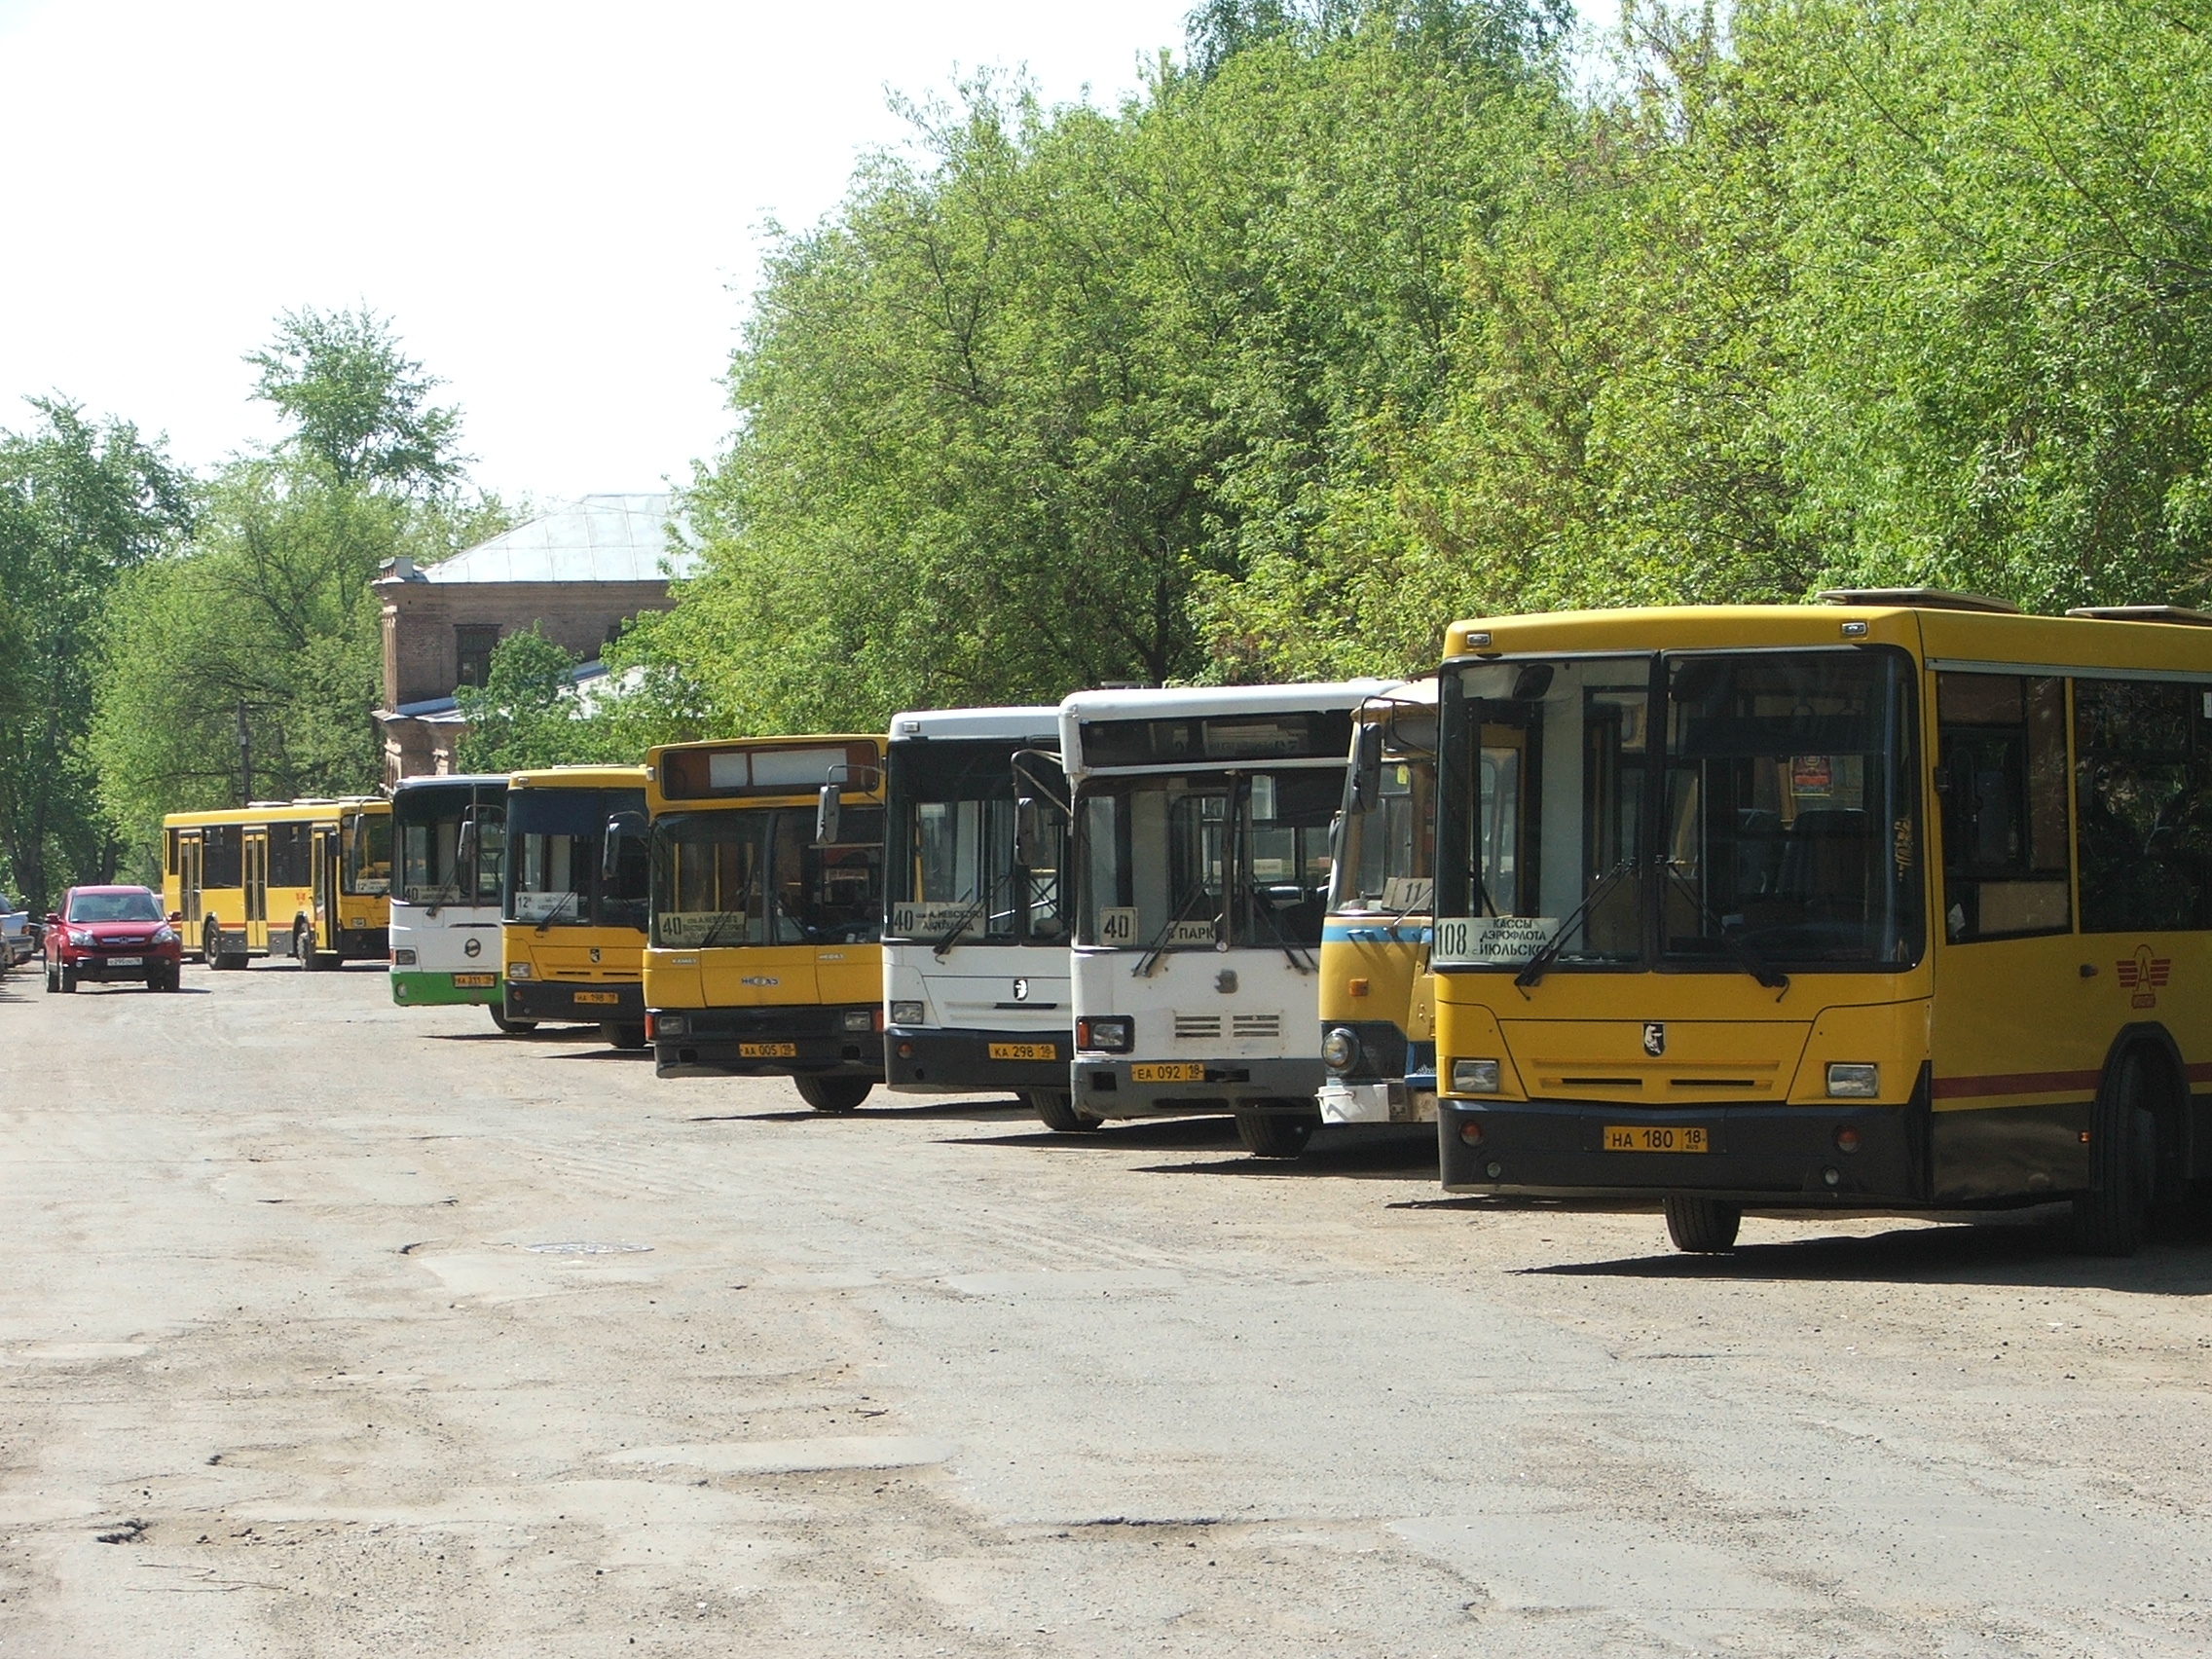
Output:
(237, 699), (251, 807)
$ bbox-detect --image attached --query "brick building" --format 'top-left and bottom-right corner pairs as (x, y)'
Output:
(373, 493), (695, 780)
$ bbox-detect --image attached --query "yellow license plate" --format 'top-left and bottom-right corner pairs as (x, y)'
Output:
(989, 1042), (1058, 1061)
(740, 1042), (797, 1058)
(574, 991), (620, 1006)
(453, 973), (497, 988)
(1131, 1061), (1204, 1084)
(1604, 1124), (1711, 1153)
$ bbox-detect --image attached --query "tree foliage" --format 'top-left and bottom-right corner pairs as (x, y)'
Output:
(247, 305), (467, 494)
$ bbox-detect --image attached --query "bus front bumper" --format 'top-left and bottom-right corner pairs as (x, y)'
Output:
(508, 979), (644, 1025)
(333, 926), (386, 959)
(650, 1005), (883, 1081)
(1437, 1099), (1925, 1203)
(885, 1025), (1071, 1092)
(390, 969), (500, 1008)
(1072, 1055), (1325, 1119)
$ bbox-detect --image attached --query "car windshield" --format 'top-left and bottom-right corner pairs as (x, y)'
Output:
(886, 738), (1066, 944)
(650, 806), (884, 948)
(68, 891), (163, 923)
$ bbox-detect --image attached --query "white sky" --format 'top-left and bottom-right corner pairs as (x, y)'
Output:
(0, 0), (1619, 504)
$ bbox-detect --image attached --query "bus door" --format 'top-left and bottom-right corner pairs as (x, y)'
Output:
(179, 833), (203, 923)
(243, 830), (269, 948)
(313, 824), (339, 939)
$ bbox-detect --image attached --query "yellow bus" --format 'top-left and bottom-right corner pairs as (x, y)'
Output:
(163, 796), (391, 970)
(643, 736), (887, 1110)
(501, 764), (650, 1048)
(1318, 682), (1438, 1127)
(1432, 592), (2212, 1256)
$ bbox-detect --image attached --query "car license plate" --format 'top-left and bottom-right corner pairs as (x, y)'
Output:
(988, 1042), (1057, 1061)
(1131, 1061), (1204, 1084)
(106, 956), (144, 967)
(1604, 1124), (1710, 1153)
(740, 1042), (797, 1058)
(575, 991), (620, 1006)
(453, 973), (497, 988)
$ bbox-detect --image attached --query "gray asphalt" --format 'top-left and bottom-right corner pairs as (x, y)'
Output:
(3, 961), (2209, 1656)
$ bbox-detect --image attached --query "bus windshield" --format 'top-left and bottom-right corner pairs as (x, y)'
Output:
(1332, 723), (1435, 914)
(651, 807), (884, 948)
(1437, 648), (1922, 972)
(394, 788), (504, 906)
(343, 811), (391, 896)
(1076, 769), (1337, 951)
(886, 740), (1066, 944)
(506, 787), (649, 930)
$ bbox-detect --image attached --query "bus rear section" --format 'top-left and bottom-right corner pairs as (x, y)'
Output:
(881, 708), (1078, 1127)
(164, 801), (346, 970)
(1319, 685), (1438, 1126)
(645, 737), (886, 1111)
(500, 766), (650, 1047)
(387, 776), (508, 1015)
(1431, 596), (2212, 1256)
(1065, 681), (1388, 1158)
(316, 798), (392, 966)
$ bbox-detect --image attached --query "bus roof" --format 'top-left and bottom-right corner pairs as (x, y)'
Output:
(888, 706), (1062, 744)
(390, 774), (509, 794)
(506, 764), (648, 790)
(162, 796), (385, 830)
(646, 735), (886, 811)
(1061, 680), (1396, 725)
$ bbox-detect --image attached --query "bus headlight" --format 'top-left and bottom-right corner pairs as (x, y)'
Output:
(841, 1010), (875, 1033)
(507, 962), (533, 979)
(1321, 1027), (1359, 1072)
(392, 948), (417, 966)
(653, 1014), (685, 1037)
(1450, 1058), (1501, 1094)
(1826, 1062), (1879, 1098)
(1079, 1016), (1132, 1053)
(889, 1000), (925, 1026)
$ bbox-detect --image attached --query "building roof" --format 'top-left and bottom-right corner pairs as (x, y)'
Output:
(399, 493), (699, 585)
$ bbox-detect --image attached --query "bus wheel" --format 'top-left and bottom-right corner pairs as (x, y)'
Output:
(602, 1022), (648, 1051)
(2073, 1047), (2155, 1257)
(489, 1005), (537, 1035)
(1664, 1196), (1742, 1252)
(1027, 1089), (1102, 1133)
(1235, 1107), (1316, 1159)
(202, 918), (223, 968)
(794, 1075), (871, 1113)
(298, 924), (327, 971)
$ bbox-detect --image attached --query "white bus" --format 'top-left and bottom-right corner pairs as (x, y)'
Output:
(1064, 681), (1389, 1156)
(388, 774), (509, 1024)
(881, 707), (1078, 1126)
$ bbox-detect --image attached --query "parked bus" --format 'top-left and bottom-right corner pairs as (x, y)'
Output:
(388, 775), (507, 1019)
(644, 736), (887, 1109)
(881, 707), (1076, 1126)
(1318, 682), (1439, 1127)
(1065, 682), (1388, 1157)
(500, 764), (650, 1047)
(163, 796), (391, 969)
(1431, 592), (2212, 1256)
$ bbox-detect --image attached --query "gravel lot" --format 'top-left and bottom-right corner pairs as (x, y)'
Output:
(4, 962), (2210, 1657)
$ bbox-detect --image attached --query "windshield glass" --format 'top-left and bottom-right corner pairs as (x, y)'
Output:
(343, 811), (391, 896)
(68, 890), (163, 923)
(1435, 648), (1921, 972)
(1331, 738), (1435, 915)
(651, 806), (884, 948)
(506, 787), (648, 930)
(393, 787), (504, 906)
(886, 740), (1066, 944)
(1075, 768), (1338, 950)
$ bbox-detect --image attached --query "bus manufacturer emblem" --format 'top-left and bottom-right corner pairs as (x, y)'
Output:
(2118, 946), (2171, 1010)
(741, 976), (779, 987)
(463, 937), (482, 958)
(1013, 977), (1030, 1002)
(1641, 1021), (1666, 1057)
(589, 947), (601, 964)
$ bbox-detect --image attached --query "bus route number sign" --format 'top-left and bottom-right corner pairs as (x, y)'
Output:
(1096, 906), (1139, 946)
(1431, 915), (1557, 967)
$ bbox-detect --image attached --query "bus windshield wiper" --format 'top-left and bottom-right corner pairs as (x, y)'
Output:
(1516, 857), (1639, 991)
(1132, 883), (1215, 978)
(533, 889), (580, 934)
(931, 896), (982, 959)
(1660, 860), (1789, 996)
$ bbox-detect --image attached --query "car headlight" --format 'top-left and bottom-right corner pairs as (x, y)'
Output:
(1450, 1058), (1501, 1094)
(153, 925), (177, 944)
(1321, 1027), (1359, 1072)
(67, 930), (93, 947)
(889, 1000), (925, 1026)
(507, 961), (533, 979)
(1825, 1062), (1879, 1098)
(1079, 1015), (1133, 1053)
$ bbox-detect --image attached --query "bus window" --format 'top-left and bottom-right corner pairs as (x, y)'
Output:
(1937, 674), (2070, 940)
(2075, 679), (2212, 933)
(268, 823), (312, 888)
(345, 814), (391, 895)
(793, 806), (884, 945)
(203, 825), (242, 890)
(651, 813), (769, 948)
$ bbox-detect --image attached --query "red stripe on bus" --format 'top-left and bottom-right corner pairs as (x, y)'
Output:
(2188, 1062), (2212, 1085)
(1932, 1069), (2101, 1100)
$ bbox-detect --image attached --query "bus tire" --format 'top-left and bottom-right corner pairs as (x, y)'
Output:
(489, 1005), (536, 1035)
(794, 1075), (871, 1113)
(1027, 1089), (1102, 1132)
(2073, 1046), (2155, 1257)
(1235, 1107), (1317, 1159)
(603, 1022), (648, 1051)
(202, 918), (223, 967)
(1664, 1196), (1742, 1253)
(298, 923), (328, 971)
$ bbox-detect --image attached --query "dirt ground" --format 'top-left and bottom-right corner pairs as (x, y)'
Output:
(3, 960), (2210, 1657)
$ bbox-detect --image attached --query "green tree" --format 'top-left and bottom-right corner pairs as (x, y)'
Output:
(0, 398), (190, 906)
(246, 305), (466, 495)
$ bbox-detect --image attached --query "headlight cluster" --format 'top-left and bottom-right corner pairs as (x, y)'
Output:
(1320, 1027), (1359, 1072)
(1078, 1015), (1133, 1053)
(889, 1000), (925, 1026)
(392, 948), (418, 966)
(152, 926), (177, 944)
(1450, 1058), (1501, 1094)
(507, 962), (534, 979)
(1825, 1062), (1879, 1098)
(67, 929), (93, 947)
(840, 1009), (877, 1033)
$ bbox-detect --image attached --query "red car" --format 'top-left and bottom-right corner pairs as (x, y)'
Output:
(44, 886), (182, 993)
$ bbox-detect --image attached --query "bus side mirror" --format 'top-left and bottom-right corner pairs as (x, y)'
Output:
(1014, 796), (1051, 868)
(602, 812), (647, 884)
(1350, 724), (1383, 813)
(815, 784), (841, 846)
(457, 817), (478, 867)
